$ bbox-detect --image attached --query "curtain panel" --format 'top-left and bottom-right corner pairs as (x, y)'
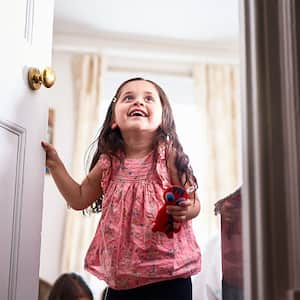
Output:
(192, 63), (241, 300)
(60, 54), (106, 276)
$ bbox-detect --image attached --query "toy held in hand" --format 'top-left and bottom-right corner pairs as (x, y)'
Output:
(152, 185), (188, 238)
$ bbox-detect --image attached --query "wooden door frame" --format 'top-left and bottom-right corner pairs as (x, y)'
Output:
(240, 0), (300, 299)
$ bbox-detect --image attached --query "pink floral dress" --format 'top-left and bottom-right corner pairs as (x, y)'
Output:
(84, 144), (201, 290)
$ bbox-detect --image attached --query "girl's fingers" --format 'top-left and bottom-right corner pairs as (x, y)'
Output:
(170, 211), (187, 217)
(166, 204), (189, 222)
(179, 199), (192, 207)
(41, 141), (57, 154)
(41, 141), (51, 152)
(41, 140), (50, 147)
(166, 205), (188, 217)
(173, 215), (187, 222)
(166, 199), (192, 211)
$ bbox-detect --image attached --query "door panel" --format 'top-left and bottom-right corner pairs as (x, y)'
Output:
(0, 123), (24, 300)
(0, 0), (55, 299)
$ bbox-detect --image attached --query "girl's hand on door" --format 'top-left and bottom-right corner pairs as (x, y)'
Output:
(41, 141), (63, 171)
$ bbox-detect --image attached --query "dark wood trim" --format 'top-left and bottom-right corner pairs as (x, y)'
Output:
(240, 0), (300, 298)
(279, 0), (300, 294)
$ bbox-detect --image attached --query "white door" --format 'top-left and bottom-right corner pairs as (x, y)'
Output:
(0, 1), (55, 299)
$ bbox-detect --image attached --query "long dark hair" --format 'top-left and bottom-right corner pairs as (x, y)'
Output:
(87, 77), (198, 213)
(48, 273), (93, 300)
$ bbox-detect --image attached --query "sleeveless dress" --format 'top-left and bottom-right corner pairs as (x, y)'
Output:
(84, 144), (201, 290)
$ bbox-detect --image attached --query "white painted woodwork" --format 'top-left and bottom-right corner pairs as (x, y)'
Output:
(53, 31), (239, 77)
(0, 0), (55, 299)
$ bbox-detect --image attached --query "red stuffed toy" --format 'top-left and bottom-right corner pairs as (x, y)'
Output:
(152, 185), (188, 238)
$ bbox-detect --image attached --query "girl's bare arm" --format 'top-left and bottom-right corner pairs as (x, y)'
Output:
(42, 141), (102, 210)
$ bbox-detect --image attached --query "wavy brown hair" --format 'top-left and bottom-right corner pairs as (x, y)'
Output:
(48, 273), (93, 300)
(87, 77), (198, 213)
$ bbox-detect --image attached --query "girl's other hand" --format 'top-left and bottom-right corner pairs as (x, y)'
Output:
(166, 199), (193, 222)
(41, 141), (62, 170)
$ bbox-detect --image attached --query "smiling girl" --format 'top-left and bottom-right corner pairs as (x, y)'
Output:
(42, 77), (201, 300)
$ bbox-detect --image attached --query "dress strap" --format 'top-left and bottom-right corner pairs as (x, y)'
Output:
(155, 142), (171, 189)
(97, 154), (112, 193)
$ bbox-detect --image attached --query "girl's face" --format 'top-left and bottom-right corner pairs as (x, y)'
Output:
(112, 80), (163, 134)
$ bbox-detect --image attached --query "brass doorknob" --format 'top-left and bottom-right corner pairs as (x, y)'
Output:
(28, 67), (56, 90)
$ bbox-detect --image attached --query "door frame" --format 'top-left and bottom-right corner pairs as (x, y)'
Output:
(240, 0), (300, 299)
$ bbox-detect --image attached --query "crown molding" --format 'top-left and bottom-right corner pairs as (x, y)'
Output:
(53, 30), (240, 72)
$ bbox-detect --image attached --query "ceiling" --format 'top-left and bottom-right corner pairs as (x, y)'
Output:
(53, 0), (240, 45)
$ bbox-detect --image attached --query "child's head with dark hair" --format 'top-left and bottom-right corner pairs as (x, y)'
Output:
(48, 272), (93, 300)
(90, 77), (176, 161)
(88, 77), (198, 212)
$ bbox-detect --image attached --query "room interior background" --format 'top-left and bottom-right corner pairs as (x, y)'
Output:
(39, 1), (241, 299)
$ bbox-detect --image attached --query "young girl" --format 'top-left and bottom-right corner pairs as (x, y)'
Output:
(42, 77), (201, 300)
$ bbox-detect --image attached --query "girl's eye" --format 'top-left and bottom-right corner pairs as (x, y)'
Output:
(145, 96), (154, 102)
(123, 96), (134, 102)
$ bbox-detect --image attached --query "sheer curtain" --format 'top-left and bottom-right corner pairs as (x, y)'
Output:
(192, 63), (241, 300)
(60, 54), (106, 282)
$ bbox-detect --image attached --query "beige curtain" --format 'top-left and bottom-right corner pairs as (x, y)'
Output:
(192, 64), (241, 242)
(60, 54), (106, 275)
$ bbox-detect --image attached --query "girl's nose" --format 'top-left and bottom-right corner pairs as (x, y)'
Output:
(133, 97), (144, 105)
